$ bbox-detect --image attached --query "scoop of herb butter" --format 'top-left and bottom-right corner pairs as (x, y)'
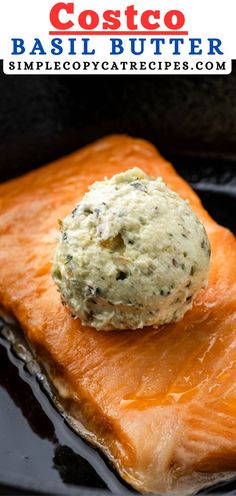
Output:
(52, 168), (211, 331)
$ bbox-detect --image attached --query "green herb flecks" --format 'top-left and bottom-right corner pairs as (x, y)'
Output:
(190, 265), (195, 276)
(131, 181), (147, 193)
(65, 254), (73, 264)
(85, 286), (101, 299)
(116, 271), (128, 281)
(53, 267), (62, 280)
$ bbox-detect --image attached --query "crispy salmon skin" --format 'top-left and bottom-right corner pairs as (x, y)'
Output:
(0, 136), (236, 494)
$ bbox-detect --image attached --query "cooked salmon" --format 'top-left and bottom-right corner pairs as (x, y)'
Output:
(0, 136), (236, 495)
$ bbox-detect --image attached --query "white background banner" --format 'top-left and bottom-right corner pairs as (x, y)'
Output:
(0, 0), (233, 74)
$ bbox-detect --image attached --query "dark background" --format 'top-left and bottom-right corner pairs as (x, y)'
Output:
(0, 62), (235, 231)
(0, 62), (236, 183)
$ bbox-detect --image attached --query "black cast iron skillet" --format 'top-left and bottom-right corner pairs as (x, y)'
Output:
(0, 66), (235, 495)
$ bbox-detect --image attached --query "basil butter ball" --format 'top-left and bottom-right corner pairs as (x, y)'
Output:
(52, 168), (210, 331)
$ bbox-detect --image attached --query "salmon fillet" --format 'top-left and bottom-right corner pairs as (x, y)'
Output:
(0, 135), (236, 494)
